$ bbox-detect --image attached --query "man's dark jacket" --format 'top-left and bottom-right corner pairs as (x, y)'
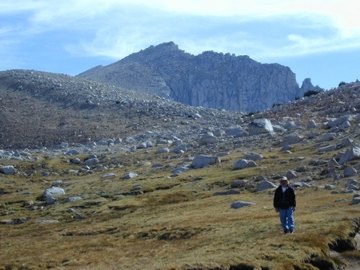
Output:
(273, 186), (296, 209)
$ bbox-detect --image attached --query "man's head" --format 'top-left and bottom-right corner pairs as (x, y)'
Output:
(280, 176), (289, 186)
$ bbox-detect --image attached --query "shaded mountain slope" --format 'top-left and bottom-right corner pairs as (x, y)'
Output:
(0, 69), (241, 149)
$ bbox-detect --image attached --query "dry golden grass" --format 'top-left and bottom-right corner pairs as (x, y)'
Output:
(0, 146), (359, 270)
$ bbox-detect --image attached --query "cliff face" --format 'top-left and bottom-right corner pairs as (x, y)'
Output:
(78, 42), (305, 112)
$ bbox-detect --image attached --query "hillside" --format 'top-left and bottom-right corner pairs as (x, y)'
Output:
(78, 42), (308, 113)
(0, 69), (240, 149)
(0, 73), (360, 270)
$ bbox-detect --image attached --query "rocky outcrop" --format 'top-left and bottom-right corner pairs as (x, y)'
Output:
(78, 42), (306, 113)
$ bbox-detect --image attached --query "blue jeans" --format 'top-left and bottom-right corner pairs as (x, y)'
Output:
(279, 207), (295, 232)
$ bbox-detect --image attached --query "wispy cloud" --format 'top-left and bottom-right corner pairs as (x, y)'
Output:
(1, 0), (360, 63)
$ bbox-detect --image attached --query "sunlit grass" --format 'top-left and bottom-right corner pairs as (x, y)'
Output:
(0, 146), (359, 269)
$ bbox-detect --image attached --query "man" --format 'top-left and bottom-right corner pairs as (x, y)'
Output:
(273, 176), (296, 234)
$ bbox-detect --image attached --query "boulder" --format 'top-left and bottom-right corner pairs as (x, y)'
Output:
(199, 132), (218, 145)
(320, 133), (336, 142)
(157, 147), (170, 154)
(84, 158), (100, 166)
(230, 179), (248, 188)
(191, 155), (220, 169)
(101, 173), (117, 179)
(123, 172), (138, 179)
(66, 196), (82, 202)
(344, 167), (357, 177)
(230, 201), (255, 209)
(171, 166), (189, 176)
(286, 170), (298, 180)
(42, 187), (65, 205)
(213, 129), (226, 137)
(51, 180), (63, 187)
(243, 153), (263, 161)
(337, 138), (354, 148)
(225, 126), (248, 138)
(339, 146), (360, 165)
(326, 115), (353, 128)
(248, 118), (274, 135)
(256, 180), (277, 192)
(0, 165), (17, 175)
(172, 144), (188, 154)
(318, 145), (337, 153)
(65, 149), (80, 156)
(347, 179), (359, 191)
(70, 158), (81, 164)
(351, 194), (360, 205)
(233, 159), (257, 170)
(213, 189), (240, 196)
(281, 133), (304, 146)
(307, 120), (317, 129)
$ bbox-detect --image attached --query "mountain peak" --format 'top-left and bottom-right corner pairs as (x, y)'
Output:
(78, 42), (307, 112)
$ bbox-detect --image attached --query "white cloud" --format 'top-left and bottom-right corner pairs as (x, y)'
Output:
(1, 0), (360, 62)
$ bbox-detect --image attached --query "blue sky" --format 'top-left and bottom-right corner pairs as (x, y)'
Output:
(1, 0), (359, 89)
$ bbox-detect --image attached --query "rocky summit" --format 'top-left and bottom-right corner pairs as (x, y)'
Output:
(78, 42), (309, 113)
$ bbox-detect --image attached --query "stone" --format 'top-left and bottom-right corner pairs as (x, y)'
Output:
(248, 118), (274, 135)
(325, 184), (336, 190)
(339, 146), (360, 165)
(137, 142), (148, 149)
(256, 180), (277, 192)
(286, 170), (297, 180)
(318, 145), (337, 153)
(157, 147), (170, 154)
(347, 179), (360, 187)
(307, 119), (317, 129)
(233, 159), (257, 170)
(84, 158), (100, 166)
(70, 158), (81, 164)
(171, 166), (189, 176)
(66, 196), (82, 202)
(230, 201), (255, 209)
(230, 179), (248, 188)
(320, 133), (336, 142)
(129, 184), (143, 195)
(344, 167), (357, 177)
(123, 172), (138, 179)
(281, 133), (304, 146)
(326, 115), (353, 128)
(101, 173), (117, 179)
(199, 132), (218, 145)
(225, 127), (248, 138)
(51, 180), (64, 187)
(65, 149), (80, 156)
(0, 165), (17, 175)
(337, 138), (354, 148)
(351, 194), (360, 205)
(243, 153), (263, 161)
(213, 189), (240, 196)
(213, 129), (225, 137)
(191, 155), (220, 169)
(42, 187), (65, 205)
(172, 144), (188, 154)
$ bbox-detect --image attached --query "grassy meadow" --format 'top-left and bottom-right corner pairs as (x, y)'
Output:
(0, 145), (359, 270)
